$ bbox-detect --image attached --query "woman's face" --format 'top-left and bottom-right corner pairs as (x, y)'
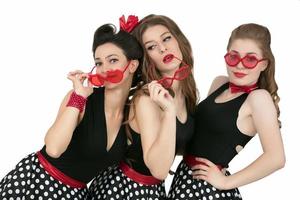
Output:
(94, 42), (130, 88)
(226, 39), (268, 86)
(142, 25), (182, 76)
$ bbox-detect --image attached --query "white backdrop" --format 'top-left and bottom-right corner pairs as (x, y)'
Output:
(0, 0), (299, 199)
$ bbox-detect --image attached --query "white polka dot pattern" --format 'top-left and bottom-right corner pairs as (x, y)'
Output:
(0, 153), (90, 199)
(89, 165), (166, 199)
(167, 160), (242, 200)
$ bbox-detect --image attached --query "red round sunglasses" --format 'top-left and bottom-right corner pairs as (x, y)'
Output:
(224, 52), (266, 69)
(88, 61), (131, 87)
(157, 55), (191, 88)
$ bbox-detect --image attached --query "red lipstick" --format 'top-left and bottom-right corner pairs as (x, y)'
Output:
(163, 54), (174, 64)
(233, 72), (247, 78)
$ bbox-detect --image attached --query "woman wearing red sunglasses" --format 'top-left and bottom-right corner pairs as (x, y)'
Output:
(168, 23), (285, 199)
(89, 14), (198, 200)
(0, 18), (143, 199)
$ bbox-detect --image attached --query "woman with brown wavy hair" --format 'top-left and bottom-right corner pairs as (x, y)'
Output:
(168, 23), (285, 200)
(89, 14), (198, 200)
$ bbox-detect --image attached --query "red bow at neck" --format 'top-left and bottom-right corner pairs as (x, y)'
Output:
(229, 82), (258, 94)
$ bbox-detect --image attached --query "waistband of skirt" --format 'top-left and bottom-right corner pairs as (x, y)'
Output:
(119, 161), (162, 185)
(183, 154), (223, 171)
(37, 151), (86, 188)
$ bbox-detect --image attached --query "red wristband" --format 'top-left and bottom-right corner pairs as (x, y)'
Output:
(66, 91), (87, 113)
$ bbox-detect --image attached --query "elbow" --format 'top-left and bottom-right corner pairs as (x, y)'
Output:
(271, 152), (286, 170)
(147, 164), (169, 180)
(277, 155), (286, 169)
(44, 131), (63, 159)
(150, 169), (169, 180)
(45, 146), (62, 158)
(144, 156), (169, 180)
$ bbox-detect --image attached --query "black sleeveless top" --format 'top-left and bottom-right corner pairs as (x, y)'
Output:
(40, 87), (127, 183)
(186, 83), (253, 168)
(125, 113), (194, 175)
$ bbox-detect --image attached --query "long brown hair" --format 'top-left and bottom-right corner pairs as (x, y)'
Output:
(227, 23), (281, 126)
(132, 14), (198, 113)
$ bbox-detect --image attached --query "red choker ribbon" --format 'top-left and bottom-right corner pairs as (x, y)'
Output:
(229, 82), (258, 94)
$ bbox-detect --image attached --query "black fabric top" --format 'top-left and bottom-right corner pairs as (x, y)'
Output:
(186, 83), (253, 168)
(125, 112), (194, 175)
(40, 87), (127, 183)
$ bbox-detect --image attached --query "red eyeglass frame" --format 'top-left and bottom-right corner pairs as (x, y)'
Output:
(157, 56), (191, 88)
(224, 52), (266, 69)
(88, 61), (131, 87)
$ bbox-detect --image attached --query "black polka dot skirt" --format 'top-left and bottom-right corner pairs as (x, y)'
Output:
(167, 160), (242, 200)
(89, 164), (167, 200)
(0, 152), (90, 199)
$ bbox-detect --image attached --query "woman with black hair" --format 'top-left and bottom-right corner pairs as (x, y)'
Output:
(0, 16), (143, 199)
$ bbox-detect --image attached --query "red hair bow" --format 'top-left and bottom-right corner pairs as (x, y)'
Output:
(119, 15), (139, 33)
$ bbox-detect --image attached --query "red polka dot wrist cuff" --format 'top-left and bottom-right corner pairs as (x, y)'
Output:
(66, 91), (87, 113)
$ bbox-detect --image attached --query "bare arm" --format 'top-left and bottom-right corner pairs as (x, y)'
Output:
(194, 89), (285, 190)
(44, 90), (83, 158)
(44, 71), (93, 158)
(135, 83), (176, 180)
(224, 90), (285, 189)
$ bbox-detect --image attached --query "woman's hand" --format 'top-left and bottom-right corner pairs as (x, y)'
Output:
(148, 81), (175, 113)
(67, 70), (93, 98)
(192, 157), (229, 190)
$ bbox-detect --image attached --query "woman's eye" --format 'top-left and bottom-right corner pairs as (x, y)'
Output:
(110, 59), (118, 64)
(146, 45), (156, 51)
(230, 55), (239, 60)
(95, 62), (102, 67)
(246, 56), (257, 62)
(163, 36), (171, 42)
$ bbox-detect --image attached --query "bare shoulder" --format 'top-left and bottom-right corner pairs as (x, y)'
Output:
(247, 89), (276, 113)
(207, 76), (229, 96)
(134, 93), (160, 113)
(133, 93), (162, 134)
(247, 89), (273, 105)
